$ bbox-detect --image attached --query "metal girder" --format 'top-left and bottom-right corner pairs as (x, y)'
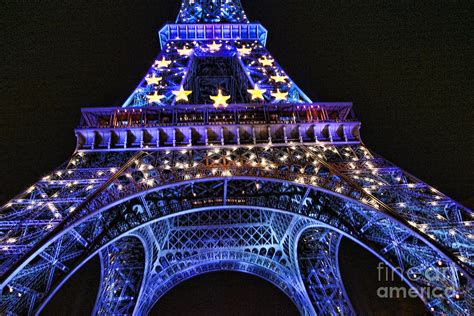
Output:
(298, 228), (354, 315)
(93, 236), (145, 315)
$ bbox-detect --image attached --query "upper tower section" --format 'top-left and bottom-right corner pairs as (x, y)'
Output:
(159, 0), (266, 48)
(121, 0), (317, 109)
(76, 0), (359, 149)
(176, 0), (249, 23)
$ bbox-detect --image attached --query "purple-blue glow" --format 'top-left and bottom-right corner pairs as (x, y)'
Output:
(0, 1), (472, 315)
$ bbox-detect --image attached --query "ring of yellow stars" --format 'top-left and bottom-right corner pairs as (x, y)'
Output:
(258, 56), (274, 66)
(270, 74), (288, 83)
(207, 41), (222, 51)
(172, 86), (192, 102)
(154, 57), (172, 68)
(177, 46), (193, 56)
(271, 89), (288, 101)
(247, 85), (266, 101)
(237, 46), (252, 55)
(147, 91), (165, 104)
(145, 74), (162, 85)
(210, 89), (231, 108)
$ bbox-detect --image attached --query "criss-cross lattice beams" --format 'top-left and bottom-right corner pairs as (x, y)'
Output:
(89, 209), (353, 315)
(298, 228), (354, 315)
(135, 209), (304, 313)
(176, 0), (248, 23)
(0, 164), (472, 314)
(7, 144), (467, 275)
(0, 144), (472, 314)
(92, 236), (145, 315)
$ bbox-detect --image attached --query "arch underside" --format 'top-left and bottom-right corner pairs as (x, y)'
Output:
(0, 145), (472, 315)
(84, 208), (351, 316)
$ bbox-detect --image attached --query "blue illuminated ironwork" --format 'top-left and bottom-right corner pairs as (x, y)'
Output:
(0, 0), (472, 315)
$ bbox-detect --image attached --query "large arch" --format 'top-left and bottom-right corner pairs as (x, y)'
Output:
(38, 208), (346, 315)
(1, 164), (472, 315)
(33, 204), (433, 316)
(23, 198), (444, 314)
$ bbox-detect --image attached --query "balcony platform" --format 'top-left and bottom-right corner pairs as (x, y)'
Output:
(159, 23), (268, 48)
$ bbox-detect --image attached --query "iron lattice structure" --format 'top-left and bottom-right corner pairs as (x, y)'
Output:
(0, 1), (472, 315)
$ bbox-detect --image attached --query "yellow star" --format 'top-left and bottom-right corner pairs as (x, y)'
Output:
(147, 92), (165, 104)
(247, 85), (266, 101)
(154, 57), (172, 68)
(207, 41), (222, 51)
(258, 56), (274, 67)
(271, 89), (288, 101)
(237, 46), (252, 55)
(210, 89), (231, 108)
(172, 86), (192, 102)
(177, 47), (193, 56)
(145, 74), (162, 85)
(270, 74), (288, 83)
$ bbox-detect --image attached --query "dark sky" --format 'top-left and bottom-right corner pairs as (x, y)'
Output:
(1, 1), (472, 315)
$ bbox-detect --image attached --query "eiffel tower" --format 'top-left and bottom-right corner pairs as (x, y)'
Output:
(0, 1), (472, 315)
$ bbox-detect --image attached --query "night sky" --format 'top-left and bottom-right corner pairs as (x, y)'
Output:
(1, 1), (472, 315)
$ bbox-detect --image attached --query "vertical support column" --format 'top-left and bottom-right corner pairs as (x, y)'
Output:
(93, 236), (145, 316)
(297, 227), (355, 315)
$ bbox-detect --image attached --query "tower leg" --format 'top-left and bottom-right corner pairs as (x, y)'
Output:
(92, 236), (145, 315)
(297, 227), (355, 315)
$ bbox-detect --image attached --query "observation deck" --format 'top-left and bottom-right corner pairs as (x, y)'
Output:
(159, 23), (268, 48)
(75, 102), (360, 150)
